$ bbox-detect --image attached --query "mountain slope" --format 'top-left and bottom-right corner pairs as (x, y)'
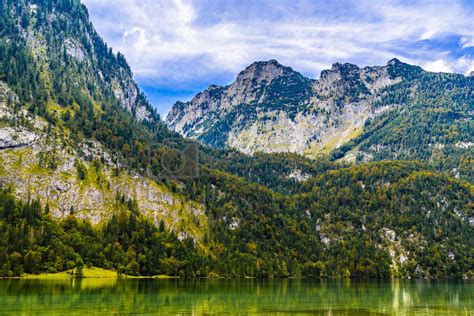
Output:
(0, 0), (157, 121)
(0, 80), (208, 244)
(167, 60), (314, 150)
(166, 59), (473, 171)
(0, 0), (206, 239)
(332, 70), (474, 181)
(0, 0), (472, 279)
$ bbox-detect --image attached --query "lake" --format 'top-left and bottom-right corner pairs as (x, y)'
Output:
(0, 279), (472, 315)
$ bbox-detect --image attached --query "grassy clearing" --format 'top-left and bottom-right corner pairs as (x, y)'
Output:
(305, 126), (363, 158)
(23, 267), (119, 279)
(21, 267), (177, 280)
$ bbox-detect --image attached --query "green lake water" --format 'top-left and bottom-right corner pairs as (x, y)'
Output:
(0, 279), (472, 315)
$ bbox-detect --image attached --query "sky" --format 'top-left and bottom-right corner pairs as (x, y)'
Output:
(81, 0), (474, 116)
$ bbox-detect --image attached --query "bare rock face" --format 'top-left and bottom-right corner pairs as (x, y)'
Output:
(0, 127), (38, 149)
(227, 60), (289, 105)
(0, 83), (39, 149)
(166, 59), (402, 156)
(166, 60), (304, 139)
(0, 81), (19, 105)
(64, 38), (86, 62)
(111, 76), (152, 121)
(0, 81), (206, 242)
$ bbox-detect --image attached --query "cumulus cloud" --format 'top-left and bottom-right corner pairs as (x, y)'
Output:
(81, 0), (474, 113)
(455, 56), (474, 74)
(423, 59), (453, 73)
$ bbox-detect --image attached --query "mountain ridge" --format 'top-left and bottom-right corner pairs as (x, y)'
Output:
(166, 58), (473, 180)
(165, 58), (411, 153)
(0, 0), (159, 122)
(0, 0), (472, 279)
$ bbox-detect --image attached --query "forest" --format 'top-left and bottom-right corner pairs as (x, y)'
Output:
(0, 0), (472, 279)
(1, 160), (472, 278)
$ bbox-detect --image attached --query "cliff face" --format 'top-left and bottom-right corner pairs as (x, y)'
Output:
(166, 59), (402, 155)
(1, 0), (157, 121)
(0, 0), (208, 242)
(166, 59), (473, 164)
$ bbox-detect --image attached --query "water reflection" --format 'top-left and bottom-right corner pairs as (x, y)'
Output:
(0, 279), (472, 315)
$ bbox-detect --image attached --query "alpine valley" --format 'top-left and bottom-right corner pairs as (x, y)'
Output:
(0, 0), (473, 281)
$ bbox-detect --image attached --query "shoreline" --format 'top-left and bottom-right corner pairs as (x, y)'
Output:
(1, 267), (178, 280)
(2, 269), (472, 281)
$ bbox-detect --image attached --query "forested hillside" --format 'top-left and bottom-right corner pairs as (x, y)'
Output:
(331, 68), (474, 181)
(0, 0), (158, 120)
(1, 162), (472, 278)
(0, 0), (177, 167)
(0, 0), (472, 279)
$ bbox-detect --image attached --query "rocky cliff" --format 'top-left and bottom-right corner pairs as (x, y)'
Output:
(0, 83), (207, 242)
(166, 59), (473, 165)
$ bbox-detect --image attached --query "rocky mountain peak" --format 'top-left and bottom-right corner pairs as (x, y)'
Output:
(386, 58), (423, 79)
(330, 62), (360, 72)
(253, 59), (282, 67)
(215, 59), (309, 111)
(235, 59), (290, 85)
(319, 62), (360, 82)
(387, 58), (402, 66)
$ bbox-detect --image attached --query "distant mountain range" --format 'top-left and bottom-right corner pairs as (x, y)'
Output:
(166, 59), (473, 169)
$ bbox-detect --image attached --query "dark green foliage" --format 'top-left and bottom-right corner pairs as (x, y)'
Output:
(2, 161), (471, 278)
(0, 1), (472, 280)
(74, 159), (87, 180)
(0, 188), (206, 277)
(183, 161), (472, 278)
(207, 150), (340, 194)
(262, 69), (313, 119)
(330, 63), (474, 181)
(296, 161), (473, 278)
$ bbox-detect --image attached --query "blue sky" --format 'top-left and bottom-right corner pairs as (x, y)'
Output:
(82, 0), (474, 116)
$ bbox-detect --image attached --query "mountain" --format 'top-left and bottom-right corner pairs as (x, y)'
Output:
(166, 59), (473, 179)
(0, 0), (157, 121)
(0, 0), (472, 279)
(0, 0), (200, 234)
(167, 60), (314, 151)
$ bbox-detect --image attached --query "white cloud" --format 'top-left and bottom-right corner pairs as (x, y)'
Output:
(174, 0), (196, 24)
(423, 55), (474, 75)
(460, 36), (474, 49)
(81, 0), (474, 111)
(423, 59), (453, 73)
(456, 56), (474, 75)
(123, 27), (149, 49)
